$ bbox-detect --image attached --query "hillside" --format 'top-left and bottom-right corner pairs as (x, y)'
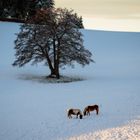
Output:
(0, 22), (140, 140)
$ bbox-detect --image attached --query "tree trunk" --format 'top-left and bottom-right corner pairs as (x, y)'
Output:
(55, 38), (60, 79)
(55, 65), (60, 79)
(48, 68), (60, 79)
(49, 61), (60, 79)
(47, 37), (60, 79)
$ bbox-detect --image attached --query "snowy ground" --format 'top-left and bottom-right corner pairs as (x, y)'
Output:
(0, 22), (140, 140)
(68, 119), (140, 140)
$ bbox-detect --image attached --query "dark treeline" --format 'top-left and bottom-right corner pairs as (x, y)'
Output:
(0, 0), (84, 28)
(0, 0), (54, 21)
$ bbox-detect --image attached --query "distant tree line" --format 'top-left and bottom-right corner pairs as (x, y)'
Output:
(0, 0), (84, 28)
(0, 0), (54, 21)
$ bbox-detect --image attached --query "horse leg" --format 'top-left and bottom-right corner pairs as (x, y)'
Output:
(96, 108), (99, 115)
(69, 114), (72, 118)
(77, 112), (80, 118)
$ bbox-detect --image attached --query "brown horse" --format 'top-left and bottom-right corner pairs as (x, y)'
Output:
(83, 104), (99, 116)
(67, 108), (83, 119)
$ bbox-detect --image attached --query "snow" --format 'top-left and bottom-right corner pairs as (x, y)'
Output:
(68, 120), (140, 140)
(0, 22), (140, 140)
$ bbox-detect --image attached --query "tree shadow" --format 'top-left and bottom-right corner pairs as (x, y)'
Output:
(18, 74), (84, 84)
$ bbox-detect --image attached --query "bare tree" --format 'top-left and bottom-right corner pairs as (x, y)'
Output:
(13, 8), (93, 79)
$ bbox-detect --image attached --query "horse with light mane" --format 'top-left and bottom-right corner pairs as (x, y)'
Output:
(83, 104), (99, 116)
(67, 108), (83, 119)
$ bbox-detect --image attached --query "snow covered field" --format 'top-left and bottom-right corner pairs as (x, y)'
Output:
(0, 22), (140, 140)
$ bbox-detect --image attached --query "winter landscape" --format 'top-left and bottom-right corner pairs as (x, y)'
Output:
(0, 21), (140, 140)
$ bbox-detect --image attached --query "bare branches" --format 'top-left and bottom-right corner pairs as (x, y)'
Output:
(13, 8), (93, 78)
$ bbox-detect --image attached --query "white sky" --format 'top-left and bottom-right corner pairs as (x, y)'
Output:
(55, 0), (140, 32)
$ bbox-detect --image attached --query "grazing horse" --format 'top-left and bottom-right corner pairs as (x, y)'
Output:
(67, 108), (83, 119)
(83, 104), (99, 116)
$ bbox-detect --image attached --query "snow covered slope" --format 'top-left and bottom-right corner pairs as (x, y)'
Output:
(0, 22), (140, 140)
